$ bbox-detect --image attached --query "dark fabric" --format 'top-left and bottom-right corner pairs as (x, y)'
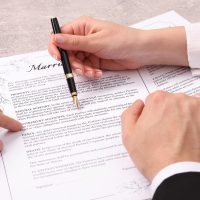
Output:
(153, 172), (200, 200)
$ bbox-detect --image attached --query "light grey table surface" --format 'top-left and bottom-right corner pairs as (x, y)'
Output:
(0, 0), (200, 57)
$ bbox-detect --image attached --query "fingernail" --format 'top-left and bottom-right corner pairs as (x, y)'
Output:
(53, 54), (58, 61)
(74, 69), (83, 75)
(85, 71), (93, 78)
(95, 71), (102, 78)
(55, 35), (65, 43)
(18, 123), (23, 130)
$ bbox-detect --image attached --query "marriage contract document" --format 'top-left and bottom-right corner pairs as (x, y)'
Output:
(0, 11), (199, 200)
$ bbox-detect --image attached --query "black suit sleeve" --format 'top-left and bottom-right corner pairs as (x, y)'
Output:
(153, 172), (200, 200)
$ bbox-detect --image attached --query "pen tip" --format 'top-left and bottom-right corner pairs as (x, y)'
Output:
(73, 96), (80, 109)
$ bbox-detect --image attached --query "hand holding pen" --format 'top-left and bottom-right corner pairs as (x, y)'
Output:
(51, 18), (79, 108)
(48, 16), (188, 79)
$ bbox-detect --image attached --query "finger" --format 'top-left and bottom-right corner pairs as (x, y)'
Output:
(0, 140), (3, 151)
(72, 59), (102, 78)
(60, 16), (94, 35)
(70, 59), (85, 76)
(121, 99), (144, 137)
(0, 113), (22, 132)
(52, 34), (93, 52)
(94, 69), (103, 79)
(72, 61), (102, 78)
(60, 24), (74, 35)
(48, 35), (61, 60)
(68, 52), (87, 76)
(83, 59), (95, 79)
(68, 52), (103, 78)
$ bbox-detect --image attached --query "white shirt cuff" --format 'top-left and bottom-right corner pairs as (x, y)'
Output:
(185, 23), (200, 75)
(150, 162), (200, 196)
(191, 68), (200, 76)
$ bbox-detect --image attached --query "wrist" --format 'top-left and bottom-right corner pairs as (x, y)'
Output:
(138, 26), (189, 66)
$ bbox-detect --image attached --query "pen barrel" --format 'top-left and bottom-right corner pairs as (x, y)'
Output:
(60, 51), (77, 95)
(67, 77), (77, 95)
(51, 17), (78, 99)
(60, 50), (72, 74)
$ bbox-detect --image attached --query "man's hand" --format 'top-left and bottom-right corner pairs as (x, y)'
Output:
(121, 91), (200, 181)
(0, 111), (22, 151)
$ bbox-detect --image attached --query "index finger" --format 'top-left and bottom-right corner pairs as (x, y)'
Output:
(61, 16), (92, 35)
(0, 113), (22, 132)
(60, 23), (74, 34)
(60, 16), (94, 35)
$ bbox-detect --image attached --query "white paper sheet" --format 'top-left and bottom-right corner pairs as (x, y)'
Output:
(0, 154), (11, 200)
(0, 51), (151, 200)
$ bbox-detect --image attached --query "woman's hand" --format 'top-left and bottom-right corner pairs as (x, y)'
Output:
(48, 16), (147, 78)
(48, 16), (188, 79)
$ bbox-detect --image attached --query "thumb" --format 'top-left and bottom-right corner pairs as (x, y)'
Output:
(53, 33), (92, 52)
(121, 99), (144, 140)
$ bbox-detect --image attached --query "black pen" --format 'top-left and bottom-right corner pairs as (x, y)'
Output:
(51, 17), (80, 108)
